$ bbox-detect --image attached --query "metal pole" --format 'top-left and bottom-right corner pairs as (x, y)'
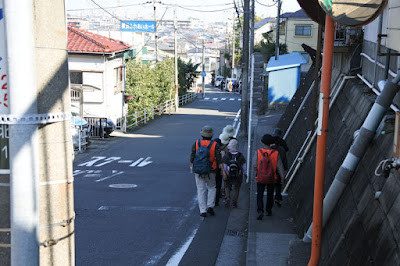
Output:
(231, 11), (235, 79)
(174, 7), (179, 112)
(246, 54), (254, 183)
(4, 0), (39, 264)
(202, 39), (205, 98)
(275, 0), (281, 60)
(308, 15), (335, 266)
(250, 0), (255, 60)
(240, 0), (250, 137)
(153, 0), (158, 62)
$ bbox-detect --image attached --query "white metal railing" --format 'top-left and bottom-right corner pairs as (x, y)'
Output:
(119, 92), (197, 132)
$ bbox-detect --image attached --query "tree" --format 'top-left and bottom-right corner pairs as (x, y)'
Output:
(178, 58), (199, 95)
(255, 32), (288, 62)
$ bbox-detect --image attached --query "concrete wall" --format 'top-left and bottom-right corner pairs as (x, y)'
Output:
(279, 34), (400, 263)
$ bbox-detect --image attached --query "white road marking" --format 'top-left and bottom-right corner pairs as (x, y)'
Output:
(118, 160), (133, 164)
(221, 98), (226, 100)
(78, 156), (106, 167)
(137, 157), (153, 167)
(212, 98), (218, 100)
(109, 184), (138, 189)
(166, 228), (198, 266)
(73, 170), (88, 176)
(130, 158), (144, 167)
(84, 174), (101, 178)
(229, 98), (235, 101)
(98, 206), (183, 211)
(238, 99), (241, 101)
(204, 98), (210, 100)
(95, 170), (124, 182)
(95, 157), (121, 167)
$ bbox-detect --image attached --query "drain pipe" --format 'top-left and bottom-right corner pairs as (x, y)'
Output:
(304, 72), (400, 244)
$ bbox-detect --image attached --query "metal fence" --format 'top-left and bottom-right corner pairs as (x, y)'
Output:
(118, 92), (197, 132)
(84, 117), (109, 138)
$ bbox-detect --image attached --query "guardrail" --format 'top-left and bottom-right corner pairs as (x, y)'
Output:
(118, 92), (197, 132)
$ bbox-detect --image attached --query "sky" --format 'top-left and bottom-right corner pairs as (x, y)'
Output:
(65, 0), (301, 23)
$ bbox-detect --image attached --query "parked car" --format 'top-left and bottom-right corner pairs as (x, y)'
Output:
(93, 119), (115, 138)
(225, 78), (238, 92)
(215, 76), (224, 87)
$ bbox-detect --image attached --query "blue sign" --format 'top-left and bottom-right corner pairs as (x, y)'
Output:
(0, 9), (3, 21)
(121, 21), (156, 32)
(201, 71), (206, 77)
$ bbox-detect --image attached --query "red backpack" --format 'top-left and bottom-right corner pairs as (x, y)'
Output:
(256, 150), (275, 184)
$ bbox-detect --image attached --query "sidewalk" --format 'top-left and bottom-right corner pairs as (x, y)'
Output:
(246, 106), (301, 266)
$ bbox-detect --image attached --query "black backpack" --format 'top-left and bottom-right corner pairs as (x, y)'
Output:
(227, 153), (241, 180)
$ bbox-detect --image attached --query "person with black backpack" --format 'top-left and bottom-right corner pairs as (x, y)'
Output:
(190, 125), (225, 218)
(222, 139), (246, 208)
(253, 134), (285, 220)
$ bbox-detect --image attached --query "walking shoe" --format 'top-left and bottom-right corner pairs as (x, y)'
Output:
(232, 202), (238, 208)
(224, 198), (230, 207)
(266, 210), (272, 216)
(207, 207), (215, 216)
(275, 200), (281, 207)
(200, 213), (207, 217)
(215, 200), (219, 207)
(257, 213), (263, 220)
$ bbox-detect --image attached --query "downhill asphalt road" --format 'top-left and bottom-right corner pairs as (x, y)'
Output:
(73, 87), (243, 265)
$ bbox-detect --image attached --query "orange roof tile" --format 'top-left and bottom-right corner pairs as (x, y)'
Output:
(67, 25), (131, 53)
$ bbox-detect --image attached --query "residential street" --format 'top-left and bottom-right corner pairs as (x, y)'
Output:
(73, 88), (242, 265)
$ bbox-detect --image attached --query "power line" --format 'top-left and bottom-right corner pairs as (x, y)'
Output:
(170, 4), (234, 13)
(255, 0), (277, 7)
(67, 2), (151, 11)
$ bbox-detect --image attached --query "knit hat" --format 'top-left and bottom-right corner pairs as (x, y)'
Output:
(227, 139), (239, 150)
(261, 134), (274, 145)
(222, 125), (235, 138)
(272, 128), (282, 137)
(219, 133), (231, 145)
(200, 125), (213, 138)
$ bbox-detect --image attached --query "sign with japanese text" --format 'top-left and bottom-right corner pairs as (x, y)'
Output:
(0, 3), (9, 171)
(121, 21), (156, 32)
(0, 4), (8, 114)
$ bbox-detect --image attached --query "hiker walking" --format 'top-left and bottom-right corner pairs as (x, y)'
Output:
(222, 139), (246, 208)
(218, 124), (237, 199)
(271, 128), (289, 207)
(190, 125), (225, 217)
(253, 134), (285, 220)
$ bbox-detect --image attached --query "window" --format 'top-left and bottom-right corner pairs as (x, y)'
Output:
(335, 24), (346, 41)
(70, 71), (83, 84)
(295, 25), (312, 36)
(114, 67), (123, 94)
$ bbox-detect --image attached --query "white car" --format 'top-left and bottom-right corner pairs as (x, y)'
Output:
(215, 76), (224, 87)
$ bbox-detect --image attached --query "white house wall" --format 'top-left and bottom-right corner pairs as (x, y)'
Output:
(68, 54), (124, 123)
(277, 19), (319, 54)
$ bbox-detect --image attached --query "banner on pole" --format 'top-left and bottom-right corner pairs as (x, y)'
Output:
(0, 3), (9, 171)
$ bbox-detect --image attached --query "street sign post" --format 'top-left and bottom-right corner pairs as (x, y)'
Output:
(0, 4), (9, 173)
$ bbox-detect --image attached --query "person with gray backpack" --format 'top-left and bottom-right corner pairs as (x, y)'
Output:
(190, 125), (226, 217)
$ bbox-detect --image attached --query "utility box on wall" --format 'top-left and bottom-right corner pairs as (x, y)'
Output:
(266, 52), (307, 103)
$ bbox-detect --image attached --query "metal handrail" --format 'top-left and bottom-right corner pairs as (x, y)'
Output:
(122, 92), (197, 131)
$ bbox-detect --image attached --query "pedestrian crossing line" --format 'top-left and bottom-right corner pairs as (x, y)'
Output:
(200, 97), (241, 101)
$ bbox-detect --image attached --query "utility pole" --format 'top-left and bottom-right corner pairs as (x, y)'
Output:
(231, 11), (235, 78)
(153, 0), (158, 62)
(250, 0), (255, 60)
(240, 0), (250, 136)
(275, 0), (281, 60)
(202, 39), (205, 98)
(174, 7), (179, 112)
(3, 0), (74, 265)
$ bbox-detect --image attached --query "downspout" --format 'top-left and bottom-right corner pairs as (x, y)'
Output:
(4, 0), (40, 264)
(373, 14), (383, 86)
(304, 72), (400, 243)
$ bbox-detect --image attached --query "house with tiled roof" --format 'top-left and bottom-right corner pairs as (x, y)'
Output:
(254, 17), (274, 45)
(67, 25), (131, 125)
(271, 9), (318, 60)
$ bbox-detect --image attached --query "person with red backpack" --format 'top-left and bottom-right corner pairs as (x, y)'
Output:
(253, 134), (285, 220)
(190, 125), (226, 217)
